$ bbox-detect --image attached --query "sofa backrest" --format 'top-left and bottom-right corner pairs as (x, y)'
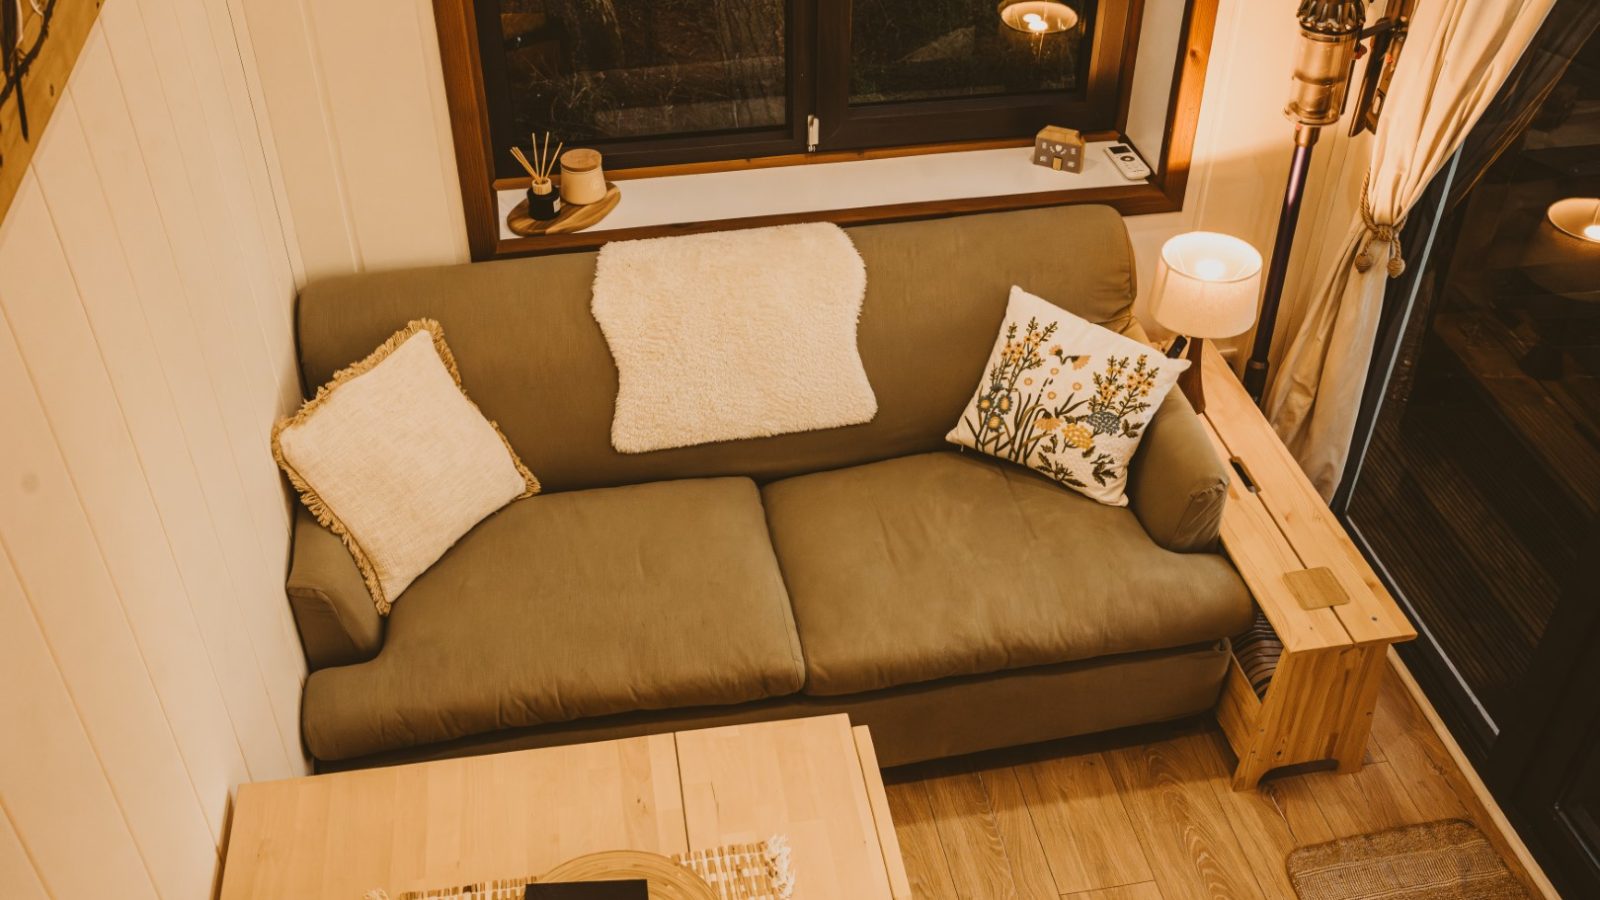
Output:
(295, 204), (1138, 493)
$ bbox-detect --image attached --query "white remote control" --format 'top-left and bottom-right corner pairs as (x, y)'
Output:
(1104, 143), (1151, 180)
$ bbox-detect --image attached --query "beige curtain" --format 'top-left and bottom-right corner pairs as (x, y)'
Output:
(1263, 0), (1557, 498)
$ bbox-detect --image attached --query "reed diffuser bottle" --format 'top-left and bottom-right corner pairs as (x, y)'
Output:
(526, 180), (559, 221)
(511, 133), (563, 221)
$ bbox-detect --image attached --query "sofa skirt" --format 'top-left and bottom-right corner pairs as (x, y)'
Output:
(313, 641), (1231, 772)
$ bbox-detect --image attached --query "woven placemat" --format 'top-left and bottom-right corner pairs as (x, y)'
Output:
(1287, 819), (1527, 899)
(367, 836), (794, 900)
(674, 841), (795, 899)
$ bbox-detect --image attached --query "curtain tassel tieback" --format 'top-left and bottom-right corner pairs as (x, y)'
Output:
(1355, 177), (1407, 278)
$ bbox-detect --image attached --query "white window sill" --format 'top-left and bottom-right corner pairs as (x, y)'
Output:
(496, 140), (1150, 241)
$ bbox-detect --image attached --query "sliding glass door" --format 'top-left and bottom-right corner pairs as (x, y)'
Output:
(1343, 0), (1598, 739)
(1338, 3), (1600, 891)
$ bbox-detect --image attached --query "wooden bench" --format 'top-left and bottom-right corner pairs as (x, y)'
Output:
(1198, 343), (1416, 790)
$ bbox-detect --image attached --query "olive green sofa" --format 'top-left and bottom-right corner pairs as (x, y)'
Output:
(286, 205), (1253, 772)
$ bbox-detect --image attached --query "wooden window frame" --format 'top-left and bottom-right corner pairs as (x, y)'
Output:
(433, 0), (1219, 259)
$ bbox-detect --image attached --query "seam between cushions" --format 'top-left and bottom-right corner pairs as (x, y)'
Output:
(755, 485), (810, 690)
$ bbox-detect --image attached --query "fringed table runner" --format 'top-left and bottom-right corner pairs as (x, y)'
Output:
(365, 836), (795, 900)
(675, 841), (795, 899)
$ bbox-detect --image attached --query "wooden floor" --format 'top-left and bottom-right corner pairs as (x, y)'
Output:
(882, 663), (1533, 900)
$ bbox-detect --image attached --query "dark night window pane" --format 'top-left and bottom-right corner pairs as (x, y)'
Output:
(1344, 25), (1600, 731)
(849, 0), (1092, 105)
(497, 0), (787, 143)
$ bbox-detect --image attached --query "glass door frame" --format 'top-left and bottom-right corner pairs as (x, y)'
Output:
(1506, 590), (1600, 892)
(1330, 145), (1574, 757)
(1328, 149), (1516, 755)
(1331, 104), (1600, 898)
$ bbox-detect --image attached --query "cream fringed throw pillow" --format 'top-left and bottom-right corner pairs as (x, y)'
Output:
(273, 320), (538, 614)
(947, 286), (1187, 506)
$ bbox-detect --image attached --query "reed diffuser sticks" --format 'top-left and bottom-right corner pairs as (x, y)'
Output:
(510, 132), (563, 189)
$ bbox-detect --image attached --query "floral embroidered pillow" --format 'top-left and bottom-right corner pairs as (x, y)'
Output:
(947, 286), (1188, 506)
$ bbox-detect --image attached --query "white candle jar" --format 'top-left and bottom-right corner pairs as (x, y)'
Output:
(559, 149), (607, 206)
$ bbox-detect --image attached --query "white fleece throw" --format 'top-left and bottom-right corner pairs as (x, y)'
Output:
(592, 223), (877, 453)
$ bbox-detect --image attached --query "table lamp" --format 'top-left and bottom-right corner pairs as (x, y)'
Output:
(1151, 232), (1263, 414)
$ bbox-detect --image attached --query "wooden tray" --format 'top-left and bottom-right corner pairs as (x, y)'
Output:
(507, 183), (621, 236)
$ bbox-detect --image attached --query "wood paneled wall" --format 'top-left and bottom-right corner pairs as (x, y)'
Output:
(0, 0), (308, 895)
(235, 0), (469, 282)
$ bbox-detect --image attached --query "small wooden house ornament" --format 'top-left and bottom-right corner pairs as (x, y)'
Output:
(1034, 126), (1085, 173)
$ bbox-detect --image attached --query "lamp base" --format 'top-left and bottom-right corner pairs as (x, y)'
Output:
(1178, 336), (1207, 415)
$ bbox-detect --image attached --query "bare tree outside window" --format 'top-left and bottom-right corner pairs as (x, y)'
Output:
(497, 0), (787, 143)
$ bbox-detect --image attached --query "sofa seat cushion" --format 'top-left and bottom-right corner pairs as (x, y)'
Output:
(302, 477), (805, 761)
(761, 451), (1253, 696)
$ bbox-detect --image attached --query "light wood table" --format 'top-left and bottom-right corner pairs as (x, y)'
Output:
(219, 714), (910, 899)
(1199, 342), (1417, 790)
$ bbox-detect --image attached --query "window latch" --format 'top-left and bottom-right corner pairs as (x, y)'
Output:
(807, 114), (819, 151)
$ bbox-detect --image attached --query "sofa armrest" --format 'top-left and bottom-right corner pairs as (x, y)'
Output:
(1127, 389), (1230, 552)
(286, 506), (384, 670)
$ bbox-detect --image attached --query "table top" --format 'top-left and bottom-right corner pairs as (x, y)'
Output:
(218, 714), (910, 900)
(1199, 341), (1416, 652)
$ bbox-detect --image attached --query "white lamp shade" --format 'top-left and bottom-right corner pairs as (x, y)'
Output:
(1151, 231), (1263, 339)
(1547, 197), (1600, 244)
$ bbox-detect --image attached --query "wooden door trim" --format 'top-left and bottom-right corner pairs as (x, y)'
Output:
(432, 0), (500, 261)
(1152, 0), (1215, 204)
(1388, 650), (1563, 899)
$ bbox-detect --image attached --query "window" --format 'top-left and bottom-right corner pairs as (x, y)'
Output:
(473, 0), (1138, 176)
(818, 0), (1137, 152)
(476, 0), (800, 172)
(434, 0), (1217, 258)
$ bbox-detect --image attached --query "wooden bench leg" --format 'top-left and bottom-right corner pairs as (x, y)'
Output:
(1232, 754), (1271, 791)
(1331, 645), (1390, 775)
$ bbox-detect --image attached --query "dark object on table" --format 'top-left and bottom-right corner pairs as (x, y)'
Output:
(524, 880), (648, 899)
(526, 183), (561, 221)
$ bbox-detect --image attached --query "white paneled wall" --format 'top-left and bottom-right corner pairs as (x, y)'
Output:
(0, 0), (306, 894)
(237, 0), (469, 281)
